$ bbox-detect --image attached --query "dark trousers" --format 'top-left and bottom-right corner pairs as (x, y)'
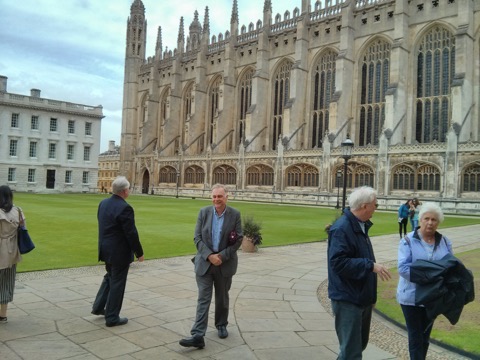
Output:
(191, 265), (232, 337)
(399, 218), (408, 238)
(332, 300), (373, 360)
(401, 305), (433, 360)
(92, 263), (130, 324)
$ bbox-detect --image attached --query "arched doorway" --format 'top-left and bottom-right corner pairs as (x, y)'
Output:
(142, 170), (150, 194)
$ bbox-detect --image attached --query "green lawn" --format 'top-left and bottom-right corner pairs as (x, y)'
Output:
(14, 192), (480, 273)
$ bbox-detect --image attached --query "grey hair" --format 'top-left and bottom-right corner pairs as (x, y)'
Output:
(112, 176), (130, 195)
(348, 186), (377, 211)
(211, 183), (228, 194)
(418, 202), (444, 223)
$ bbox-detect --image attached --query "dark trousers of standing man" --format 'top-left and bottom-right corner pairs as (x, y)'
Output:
(191, 265), (232, 337)
(92, 263), (130, 324)
(401, 305), (433, 360)
(332, 300), (373, 360)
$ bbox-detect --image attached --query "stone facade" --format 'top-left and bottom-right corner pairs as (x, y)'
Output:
(120, 0), (480, 213)
(0, 76), (103, 193)
(97, 140), (120, 193)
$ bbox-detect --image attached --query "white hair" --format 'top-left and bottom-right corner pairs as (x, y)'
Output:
(112, 176), (130, 195)
(419, 202), (444, 223)
(348, 186), (377, 211)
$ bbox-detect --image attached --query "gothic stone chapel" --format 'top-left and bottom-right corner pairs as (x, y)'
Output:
(119, 0), (480, 213)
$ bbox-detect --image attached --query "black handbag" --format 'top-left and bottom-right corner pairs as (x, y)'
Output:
(18, 209), (35, 254)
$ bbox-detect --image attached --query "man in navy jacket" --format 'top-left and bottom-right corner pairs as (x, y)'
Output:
(327, 186), (391, 359)
(92, 176), (144, 327)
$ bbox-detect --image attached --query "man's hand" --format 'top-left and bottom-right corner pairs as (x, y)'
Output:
(137, 255), (145, 262)
(373, 263), (391, 281)
(208, 254), (223, 266)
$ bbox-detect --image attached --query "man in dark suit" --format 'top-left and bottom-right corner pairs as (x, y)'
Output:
(91, 176), (144, 327)
(179, 184), (243, 349)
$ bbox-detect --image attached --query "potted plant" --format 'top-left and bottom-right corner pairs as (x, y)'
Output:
(241, 215), (262, 253)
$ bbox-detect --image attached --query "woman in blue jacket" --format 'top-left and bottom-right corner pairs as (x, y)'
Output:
(398, 199), (412, 239)
(396, 202), (453, 360)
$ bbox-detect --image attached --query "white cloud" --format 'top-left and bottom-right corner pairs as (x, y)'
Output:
(1, 0), (302, 151)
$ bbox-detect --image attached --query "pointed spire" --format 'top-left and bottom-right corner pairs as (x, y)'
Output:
(203, 6), (210, 35)
(263, 0), (272, 13)
(231, 0), (238, 24)
(156, 26), (162, 52)
(178, 17), (185, 44)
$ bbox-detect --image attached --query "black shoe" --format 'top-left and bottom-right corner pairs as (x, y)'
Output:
(91, 309), (105, 316)
(179, 335), (205, 349)
(217, 325), (228, 339)
(106, 317), (128, 327)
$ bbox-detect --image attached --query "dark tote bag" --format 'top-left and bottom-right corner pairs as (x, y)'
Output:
(18, 209), (35, 254)
(18, 226), (35, 254)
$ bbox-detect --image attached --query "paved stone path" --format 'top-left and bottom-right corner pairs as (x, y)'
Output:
(1, 225), (479, 360)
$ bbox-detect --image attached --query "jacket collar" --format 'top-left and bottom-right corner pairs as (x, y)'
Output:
(344, 208), (373, 233)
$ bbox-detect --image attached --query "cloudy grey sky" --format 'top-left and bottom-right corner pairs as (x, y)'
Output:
(1, 0), (301, 151)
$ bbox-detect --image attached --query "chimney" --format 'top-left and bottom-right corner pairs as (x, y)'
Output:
(30, 88), (41, 97)
(108, 140), (115, 152)
(0, 76), (7, 92)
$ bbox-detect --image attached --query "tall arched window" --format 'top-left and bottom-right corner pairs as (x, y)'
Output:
(272, 60), (292, 150)
(415, 26), (455, 143)
(334, 163), (374, 189)
(208, 76), (223, 145)
(182, 82), (194, 145)
(312, 50), (337, 148)
(246, 165), (274, 186)
(286, 164), (319, 187)
(238, 68), (254, 145)
(160, 88), (170, 124)
(159, 166), (177, 183)
(213, 165), (237, 185)
(359, 39), (390, 146)
(463, 163), (480, 192)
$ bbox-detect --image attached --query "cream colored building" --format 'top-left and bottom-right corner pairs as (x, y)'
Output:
(97, 140), (120, 193)
(120, 0), (480, 213)
(0, 76), (103, 193)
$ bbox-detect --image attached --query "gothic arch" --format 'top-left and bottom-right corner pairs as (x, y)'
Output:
(356, 36), (392, 147)
(391, 162), (441, 191)
(212, 164), (237, 185)
(332, 162), (374, 189)
(181, 81), (195, 146)
(246, 164), (274, 186)
(461, 161), (480, 192)
(237, 66), (255, 146)
(184, 165), (205, 184)
(310, 48), (339, 149)
(271, 58), (294, 150)
(159, 165), (177, 183)
(206, 75), (223, 146)
(285, 163), (319, 187)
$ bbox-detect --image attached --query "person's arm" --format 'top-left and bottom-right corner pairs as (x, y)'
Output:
(398, 238), (412, 281)
(119, 205), (143, 259)
(193, 209), (216, 262)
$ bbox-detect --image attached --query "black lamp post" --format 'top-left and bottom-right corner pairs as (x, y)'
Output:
(335, 170), (342, 209)
(341, 137), (354, 211)
(175, 170), (180, 198)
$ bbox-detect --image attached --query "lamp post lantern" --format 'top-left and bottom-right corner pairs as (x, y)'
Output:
(341, 137), (354, 211)
(176, 170), (180, 198)
(335, 170), (342, 209)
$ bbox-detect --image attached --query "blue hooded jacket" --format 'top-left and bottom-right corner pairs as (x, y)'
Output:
(327, 208), (377, 306)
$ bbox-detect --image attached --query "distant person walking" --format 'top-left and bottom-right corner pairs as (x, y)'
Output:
(328, 186), (392, 359)
(398, 199), (411, 239)
(411, 198), (421, 231)
(0, 185), (23, 324)
(92, 176), (144, 327)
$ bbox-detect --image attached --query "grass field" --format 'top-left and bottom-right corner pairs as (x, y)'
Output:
(13, 192), (480, 272)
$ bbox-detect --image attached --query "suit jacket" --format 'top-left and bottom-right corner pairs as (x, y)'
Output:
(193, 205), (243, 277)
(97, 194), (143, 266)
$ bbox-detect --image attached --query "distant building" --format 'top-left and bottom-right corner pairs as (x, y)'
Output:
(0, 75), (104, 193)
(119, 0), (480, 213)
(97, 140), (120, 193)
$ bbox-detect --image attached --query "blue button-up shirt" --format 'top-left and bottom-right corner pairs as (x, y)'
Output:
(212, 207), (226, 252)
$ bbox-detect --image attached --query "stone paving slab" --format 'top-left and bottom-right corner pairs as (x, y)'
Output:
(0, 225), (478, 359)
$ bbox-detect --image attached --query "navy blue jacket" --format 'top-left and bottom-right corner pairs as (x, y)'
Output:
(98, 194), (143, 266)
(327, 209), (377, 306)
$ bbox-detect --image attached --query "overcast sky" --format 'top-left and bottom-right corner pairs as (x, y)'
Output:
(1, 0), (303, 151)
